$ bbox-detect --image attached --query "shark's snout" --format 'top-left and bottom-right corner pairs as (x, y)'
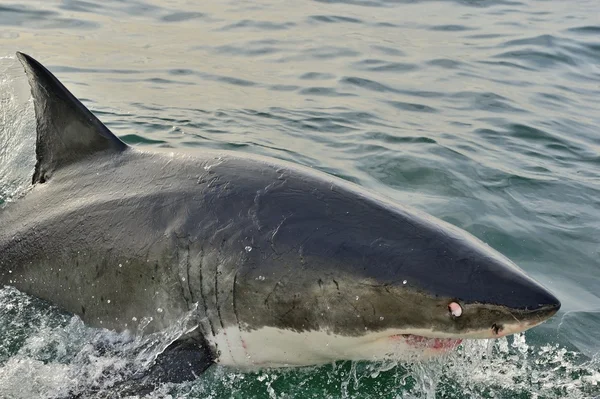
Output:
(484, 256), (561, 326)
(493, 298), (561, 338)
(529, 287), (561, 316)
(496, 263), (561, 315)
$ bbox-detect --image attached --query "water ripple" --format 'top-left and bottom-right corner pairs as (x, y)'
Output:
(0, 4), (99, 29)
(160, 12), (206, 22)
(1, 0), (600, 397)
(219, 19), (295, 31)
(386, 101), (438, 113)
(351, 59), (417, 72)
(308, 15), (363, 24)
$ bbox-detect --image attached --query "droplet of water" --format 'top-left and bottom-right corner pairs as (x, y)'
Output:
(245, 246), (252, 252)
(157, 308), (163, 313)
(403, 280), (407, 285)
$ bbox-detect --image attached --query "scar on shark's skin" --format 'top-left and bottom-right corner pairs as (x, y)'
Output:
(0, 52), (560, 395)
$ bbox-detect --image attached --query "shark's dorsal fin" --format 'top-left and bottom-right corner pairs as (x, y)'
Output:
(16, 52), (128, 184)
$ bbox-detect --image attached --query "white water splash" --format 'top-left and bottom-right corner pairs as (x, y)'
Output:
(0, 287), (200, 399)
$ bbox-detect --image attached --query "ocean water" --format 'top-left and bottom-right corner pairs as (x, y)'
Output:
(0, 0), (599, 398)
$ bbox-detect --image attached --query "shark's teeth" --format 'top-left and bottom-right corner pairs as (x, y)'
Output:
(391, 334), (463, 351)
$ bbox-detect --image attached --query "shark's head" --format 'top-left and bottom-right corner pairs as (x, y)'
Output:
(207, 165), (561, 367)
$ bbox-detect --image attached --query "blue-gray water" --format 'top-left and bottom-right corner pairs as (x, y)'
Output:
(0, 0), (599, 398)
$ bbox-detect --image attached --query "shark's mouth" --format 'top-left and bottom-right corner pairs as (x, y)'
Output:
(391, 334), (463, 351)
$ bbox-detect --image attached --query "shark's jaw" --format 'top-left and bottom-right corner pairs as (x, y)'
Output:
(392, 334), (463, 351)
(206, 317), (546, 369)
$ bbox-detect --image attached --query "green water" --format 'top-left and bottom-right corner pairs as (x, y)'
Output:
(0, 0), (599, 397)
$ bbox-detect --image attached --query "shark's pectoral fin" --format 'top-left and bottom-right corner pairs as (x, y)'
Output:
(63, 335), (214, 399)
(15, 52), (129, 184)
(146, 335), (215, 385)
(119, 335), (214, 396)
(67, 335), (214, 398)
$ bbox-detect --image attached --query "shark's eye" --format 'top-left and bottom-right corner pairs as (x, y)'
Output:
(448, 302), (462, 317)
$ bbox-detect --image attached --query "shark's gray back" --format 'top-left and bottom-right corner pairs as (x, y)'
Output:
(0, 150), (197, 331)
(0, 142), (349, 334)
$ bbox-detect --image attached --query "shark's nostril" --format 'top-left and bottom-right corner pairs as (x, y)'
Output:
(491, 323), (503, 335)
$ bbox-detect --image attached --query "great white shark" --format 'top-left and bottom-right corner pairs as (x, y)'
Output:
(1, 52), (559, 388)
